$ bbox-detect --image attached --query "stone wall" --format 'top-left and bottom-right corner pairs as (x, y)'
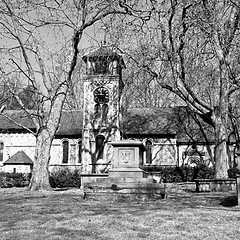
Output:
(151, 139), (177, 166)
(0, 133), (82, 173)
(4, 164), (32, 173)
(2, 132), (231, 174)
(48, 138), (82, 172)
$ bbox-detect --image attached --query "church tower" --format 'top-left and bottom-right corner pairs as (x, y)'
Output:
(81, 46), (125, 173)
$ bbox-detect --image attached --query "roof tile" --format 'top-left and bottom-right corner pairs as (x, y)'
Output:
(3, 151), (33, 165)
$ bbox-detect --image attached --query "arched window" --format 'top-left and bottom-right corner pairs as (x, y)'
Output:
(78, 140), (82, 164)
(0, 142), (4, 162)
(102, 104), (109, 122)
(145, 139), (153, 164)
(62, 140), (69, 164)
(94, 104), (101, 119)
(95, 135), (105, 160)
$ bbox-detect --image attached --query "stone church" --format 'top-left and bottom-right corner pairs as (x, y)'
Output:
(0, 46), (216, 174)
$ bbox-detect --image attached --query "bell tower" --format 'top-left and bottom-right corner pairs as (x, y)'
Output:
(81, 46), (125, 173)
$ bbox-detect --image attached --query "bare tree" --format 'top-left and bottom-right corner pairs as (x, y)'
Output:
(112, 0), (240, 178)
(120, 53), (181, 109)
(0, 0), (131, 190)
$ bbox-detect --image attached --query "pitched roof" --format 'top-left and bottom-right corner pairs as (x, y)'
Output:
(83, 46), (120, 59)
(121, 107), (214, 142)
(0, 110), (35, 130)
(121, 108), (178, 136)
(56, 110), (82, 136)
(0, 110), (83, 136)
(82, 46), (125, 67)
(3, 151), (33, 165)
(0, 107), (214, 142)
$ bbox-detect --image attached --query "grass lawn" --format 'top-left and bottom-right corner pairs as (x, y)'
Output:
(0, 185), (240, 240)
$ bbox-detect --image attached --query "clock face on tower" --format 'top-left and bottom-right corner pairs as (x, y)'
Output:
(93, 87), (109, 104)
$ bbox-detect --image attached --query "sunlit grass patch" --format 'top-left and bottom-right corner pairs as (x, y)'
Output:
(0, 188), (240, 239)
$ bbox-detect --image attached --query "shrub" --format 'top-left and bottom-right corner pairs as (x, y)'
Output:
(228, 167), (240, 178)
(161, 167), (182, 183)
(141, 165), (215, 182)
(0, 172), (31, 188)
(197, 165), (215, 179)
(50, 168), (81, 188)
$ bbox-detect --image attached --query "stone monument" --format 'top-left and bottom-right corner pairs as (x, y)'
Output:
(108, 140), (145, 181)
(83, 140), (166, 200)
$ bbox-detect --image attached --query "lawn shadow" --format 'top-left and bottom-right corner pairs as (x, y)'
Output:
(165, 190), (240, 210)
(219, 195), (238, 207)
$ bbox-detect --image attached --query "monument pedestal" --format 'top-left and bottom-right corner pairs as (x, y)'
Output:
(84, 140), (166, 200)
(109, 168), (144, 179)
(108, 140), (145, 181)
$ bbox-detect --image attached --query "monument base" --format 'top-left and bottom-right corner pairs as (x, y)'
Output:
(83, 172), (166, 201)
(108, 167), (145, 179)
(83, 140), (166, 201)
(84, 179), (166, 201)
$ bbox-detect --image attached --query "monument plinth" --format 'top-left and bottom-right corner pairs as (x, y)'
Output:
(108, 140), (145, 180)
(83, 140), (166, 200)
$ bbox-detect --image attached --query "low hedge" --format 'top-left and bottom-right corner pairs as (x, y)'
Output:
(228, 167), (240, 178)
(0, 169), (82, 188)
(0, 172), (31, 188)
(1, 166), (238, 187)
(141, 165), (215, 182)
(50, 168), (81, 188)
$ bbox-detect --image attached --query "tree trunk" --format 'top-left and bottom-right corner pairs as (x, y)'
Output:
(28, 129), (54, 191)
(28, 90), (66, 191)
(213, 114), (229, 179)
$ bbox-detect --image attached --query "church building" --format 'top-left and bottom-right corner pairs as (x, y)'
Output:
(0, 46), (216, 174)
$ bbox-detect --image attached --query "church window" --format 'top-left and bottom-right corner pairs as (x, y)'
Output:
(0, 142), (4, 162)
(62, 140), (69, 164)
(78, 140), (82, 164)
(145, 139), (153, 164)
(95, 135), (105, 161)
(102, 104), (109, 122)
(94, 104), (101, 118)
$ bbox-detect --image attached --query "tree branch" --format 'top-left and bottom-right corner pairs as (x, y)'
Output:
(0, 112), (36, 135)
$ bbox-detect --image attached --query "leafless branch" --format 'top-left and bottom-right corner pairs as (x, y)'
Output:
(0, 112), (36, 135)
